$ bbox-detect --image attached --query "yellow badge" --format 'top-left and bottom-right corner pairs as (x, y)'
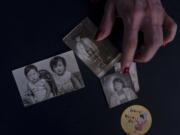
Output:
(121, 105), (152, 135)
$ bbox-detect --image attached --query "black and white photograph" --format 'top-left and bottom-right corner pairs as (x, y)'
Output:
(63, 17), (121, 78)
(114, 62), (140, 92)
(101, 72), (138, 108)
(12, 51), (85, 107)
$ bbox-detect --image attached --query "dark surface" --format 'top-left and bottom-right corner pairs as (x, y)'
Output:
(6, 0), (180, 135)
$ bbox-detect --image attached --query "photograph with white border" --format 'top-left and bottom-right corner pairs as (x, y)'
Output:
(63, 17), (121, 78)
(12, 51), (85, 107)
(114, 62), (140, 92)
(101, 72), (138, 108)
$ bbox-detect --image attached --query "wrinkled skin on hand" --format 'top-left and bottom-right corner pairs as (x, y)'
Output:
(95, 0), (177, 71)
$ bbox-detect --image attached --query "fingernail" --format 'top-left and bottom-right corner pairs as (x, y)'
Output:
(123, 67), (129, 74)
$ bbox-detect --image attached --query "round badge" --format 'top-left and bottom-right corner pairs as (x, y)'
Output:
(121, 105), (152, 135)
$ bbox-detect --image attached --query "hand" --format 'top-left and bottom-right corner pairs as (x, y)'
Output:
(94, 0), (177, 73)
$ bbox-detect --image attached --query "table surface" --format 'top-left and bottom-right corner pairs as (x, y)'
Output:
(6, 0), (180, 135)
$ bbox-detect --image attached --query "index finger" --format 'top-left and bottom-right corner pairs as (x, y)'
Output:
(121, 23), (139, 73)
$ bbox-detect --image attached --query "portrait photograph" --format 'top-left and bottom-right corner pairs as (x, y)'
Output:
(63, 17), (121, 78)
(12, 51), (85, 107)
(101, 72), (138, 108)
(114, 62), (140, 92)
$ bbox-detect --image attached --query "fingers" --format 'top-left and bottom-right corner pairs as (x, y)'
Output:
(94, 1), (115, 41)
(121, 24), (139, 72)
(163, 14), (177, 46)
(134, 25), (163, 63)
(121, 9), (144, 72)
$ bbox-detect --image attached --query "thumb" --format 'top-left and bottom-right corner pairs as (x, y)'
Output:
(94, 1), (115, 41)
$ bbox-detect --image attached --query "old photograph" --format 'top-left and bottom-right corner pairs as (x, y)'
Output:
(63, 17), (121, 78)
(12, 51), (85, 107)
(114, 62), (140, 92)
(101, 72), (138, 108)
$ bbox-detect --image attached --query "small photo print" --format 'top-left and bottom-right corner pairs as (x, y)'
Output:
(12, 51), (85, 107)
(101, 72), (138, 108)
(63, 17), (121, 78)
(114, 62), (140, 92)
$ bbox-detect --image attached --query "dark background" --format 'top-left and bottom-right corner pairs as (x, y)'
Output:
(6, 0), (180, 135)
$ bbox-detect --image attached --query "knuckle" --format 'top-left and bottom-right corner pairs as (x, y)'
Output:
(154, 6), (164, 14)
(133, 10), (144, 18)
(125, 16), (138, 30)
(150, 39), (163, 47)
(126, 10), (144, 30)
(147, 5), (164, 19)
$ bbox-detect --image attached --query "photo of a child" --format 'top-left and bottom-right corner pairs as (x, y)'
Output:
(23, 65), (53, 105)
(110, 78), (137, 108)
(50, 56), (82, 95)
(114, 62), (140, 92)
(101, 72), (137, 108)
(12, 51), (85, 107)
